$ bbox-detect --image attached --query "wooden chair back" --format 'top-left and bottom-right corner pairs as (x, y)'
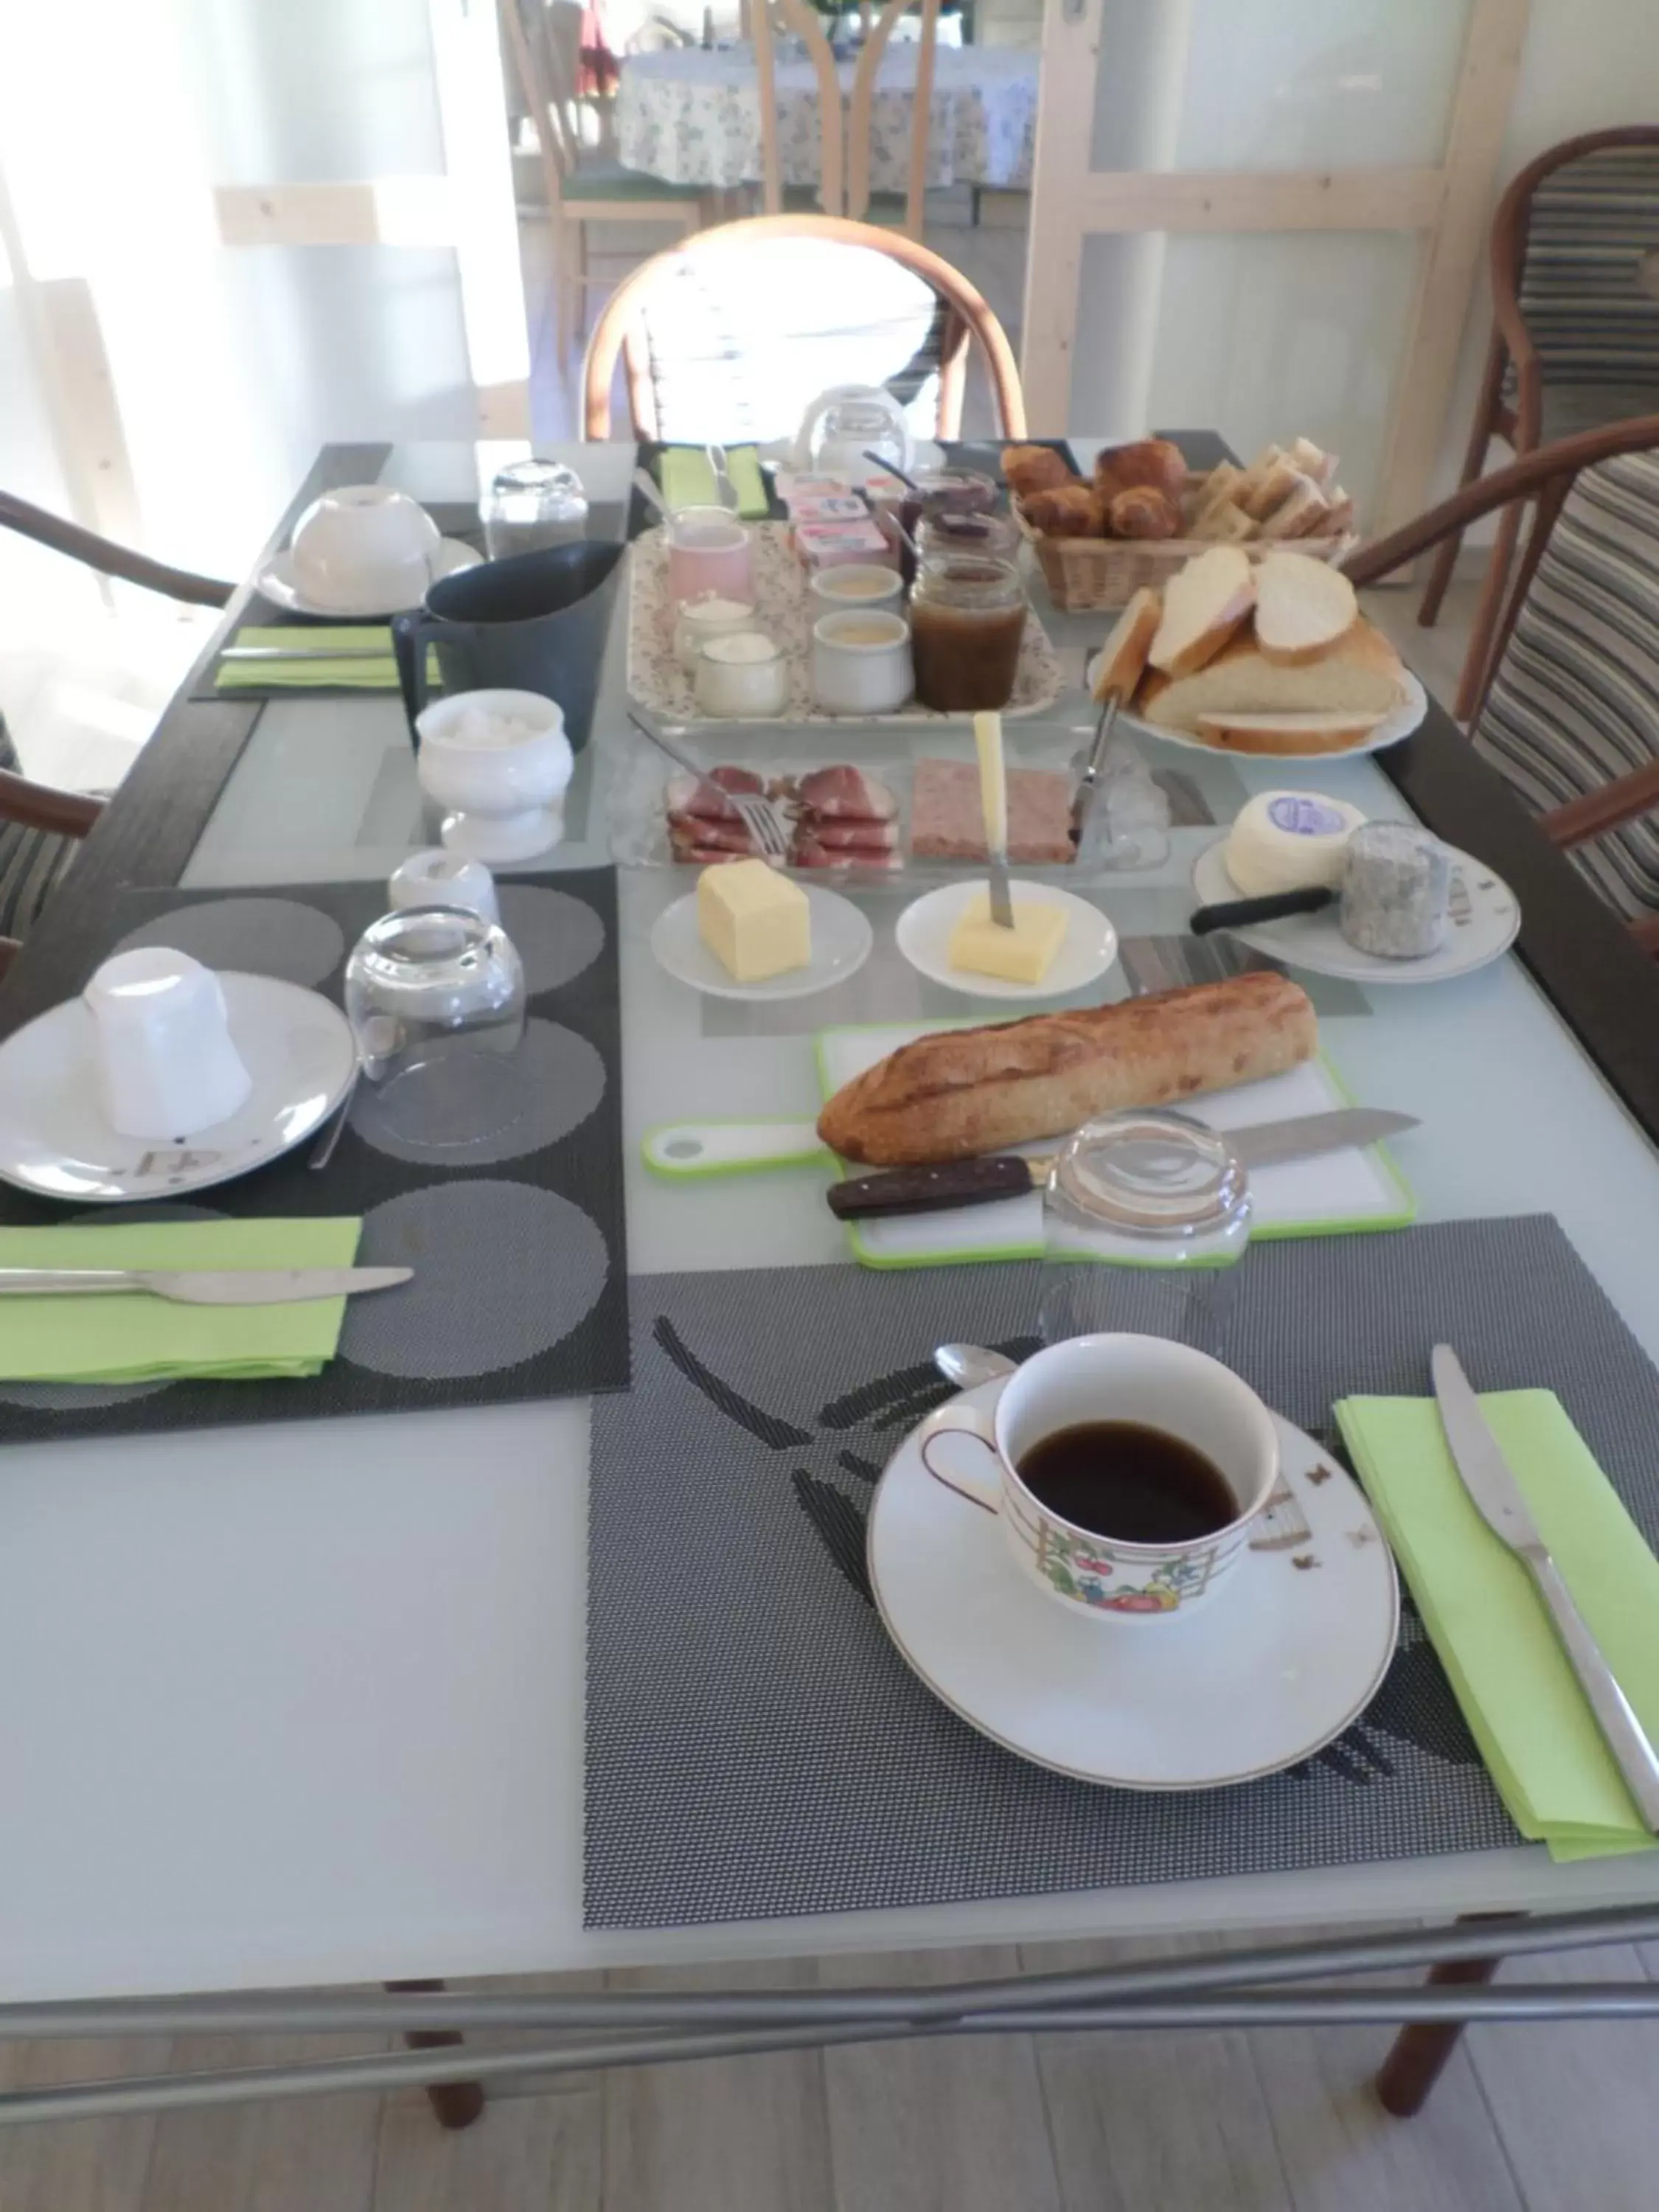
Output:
(1348, 415), (1659, 936)
(750, 0), (844, 218)
(846, 0), (942, 237)
(0, 491), (229, 608)
(580, 212), (1026, 442)
(1492, 126), (1659, 448)
(499, 0), (574, 219)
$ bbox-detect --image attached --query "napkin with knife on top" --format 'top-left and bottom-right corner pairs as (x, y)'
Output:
(0, 1220), (364, 1383)
(215, 627), (440, 692)
(658, 445), (771, 520)
(1337, 1388), (1659, 1860)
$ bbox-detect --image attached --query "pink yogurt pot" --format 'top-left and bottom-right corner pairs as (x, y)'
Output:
(665, 507), (754, 607)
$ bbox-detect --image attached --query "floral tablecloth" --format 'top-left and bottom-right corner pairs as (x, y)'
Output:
(614, 42), (1037, 195)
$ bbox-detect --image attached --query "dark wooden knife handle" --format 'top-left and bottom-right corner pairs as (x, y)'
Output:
(1190, 886), (1337, 936)
(827, 1157), (1036, 1219)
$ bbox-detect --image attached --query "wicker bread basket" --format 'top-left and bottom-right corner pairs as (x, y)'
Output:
(1016, 474), (1357, 613)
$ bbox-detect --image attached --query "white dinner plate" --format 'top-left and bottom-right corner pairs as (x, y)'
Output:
(1191, 837), (1520, 985)
(650, 884), (874, 1001)
(256, 539), (481, 619)
(895, 880), (1119, 1001)
(0, 973), (357, 1203)
(870, 1375), (1399, 1790)
(1096, 670), (1430, 763)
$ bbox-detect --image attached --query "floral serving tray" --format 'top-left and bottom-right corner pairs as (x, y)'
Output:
(626, 521), (1063, 726)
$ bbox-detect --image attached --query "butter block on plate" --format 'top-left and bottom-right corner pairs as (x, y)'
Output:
(948, 891), (1068, 986)
(697, 859), (811, 982)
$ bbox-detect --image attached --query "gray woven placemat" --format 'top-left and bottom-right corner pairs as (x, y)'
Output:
(586, 1215), (1659, 1928)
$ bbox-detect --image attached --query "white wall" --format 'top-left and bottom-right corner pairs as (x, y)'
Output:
(1430, 0), (1659, 503)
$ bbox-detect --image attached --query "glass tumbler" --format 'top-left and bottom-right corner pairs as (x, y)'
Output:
(344, 907), (527, 1148)
(1038, 1110), (1252, 1358)
(481, 459), (588, 560)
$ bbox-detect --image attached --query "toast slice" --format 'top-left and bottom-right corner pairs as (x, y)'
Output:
(1092, 587), (1162, 703)
(1147, 546), (1256, 681)
(1138, 619), (1407, 731)
(1257, 473), (1333, 540)
(1253, 551), (1358, 667)
(1287, 435), (1340, 493)
(1242, 454), (1303, 523)
(1193, 709), (1388, 757)
(1191, 500), (1257, 544)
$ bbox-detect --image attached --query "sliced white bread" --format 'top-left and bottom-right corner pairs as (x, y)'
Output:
(1147, 546), (1256, 680)
(1231, 445), (1284, 514)
(1193, 709), (1388, 757)
(1137, 619), (1407, 733)
(1242, 455), (1303, 523)
(1287, 435), (1340, 493)
(1324, 487), (1355, 537)
(1194, 461), (1243, 519)
(1253, 551), (1358, 667)
(1191, 500), (1257, 544)
(1092, 586), (1162, 703)
(1257, 473), (1333, 540)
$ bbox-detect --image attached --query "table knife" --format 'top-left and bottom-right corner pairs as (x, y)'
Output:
(973, 709), (1015, 929)
(1190, 886), (1338, 936)
(1071, 692), (1119, 846)
(827, 1107), (1419, 1218)
(219, 643), (392, 662)
(0, 1267), (413, 1305)
(1431, 1343), (1659, 1832)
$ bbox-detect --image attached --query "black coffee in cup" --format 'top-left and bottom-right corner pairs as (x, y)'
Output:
(1017, 1422), (1236, 1545)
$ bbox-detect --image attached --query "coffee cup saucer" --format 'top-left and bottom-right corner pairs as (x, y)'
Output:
(0, 974), (355, 1203)
(257, 540), (481, 620)
(869, 1374), (1398, 1790)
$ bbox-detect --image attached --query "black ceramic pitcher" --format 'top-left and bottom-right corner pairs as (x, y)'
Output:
(392, 539), (625, 751)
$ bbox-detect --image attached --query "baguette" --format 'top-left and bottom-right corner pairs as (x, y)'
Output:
(817, 973), (1318, 1166)
(1192, 709), (1388, 757)
(1147, 545), (1256, 679)
(1092, 587), (1162, 702)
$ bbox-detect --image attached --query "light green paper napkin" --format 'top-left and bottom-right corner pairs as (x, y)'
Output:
(658, 445), (771, 520)
(216, 627), (439, 692)
(1337, 1390), (1659, 1860)
(0, 1220), (364, 1382)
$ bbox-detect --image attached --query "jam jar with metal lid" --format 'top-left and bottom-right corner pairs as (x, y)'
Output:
(908, 553), (1027, 712)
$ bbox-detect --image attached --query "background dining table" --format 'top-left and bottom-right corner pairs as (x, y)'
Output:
(613, 41), (1038, 194)
(4, 434), (1659, 2040)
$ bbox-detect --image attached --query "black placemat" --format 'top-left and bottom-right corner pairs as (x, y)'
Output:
(586, 1217), (1659, 1927)
(0, 871), (628, 1443)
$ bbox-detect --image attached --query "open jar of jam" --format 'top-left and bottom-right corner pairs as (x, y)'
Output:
(909, 554), (1027, 712)
(916, 508), (1021, 564)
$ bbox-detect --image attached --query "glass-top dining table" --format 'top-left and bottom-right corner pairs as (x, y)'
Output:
(4, 437), (1659, 2121)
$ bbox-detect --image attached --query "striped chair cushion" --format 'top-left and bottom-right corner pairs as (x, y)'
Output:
(639, 237), (947, 447)
(1474, 449), (1659, 919)
(1501, 145), (1659, 417)
(0, 714), (81, 942)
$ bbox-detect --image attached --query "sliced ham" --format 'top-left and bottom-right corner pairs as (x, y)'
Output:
(667, 813), (760, 854)
(793, 765), (898, 822)
(799, 817), (900, 852)
(793, 830), (902, 870)
(664, 765), (768, 822)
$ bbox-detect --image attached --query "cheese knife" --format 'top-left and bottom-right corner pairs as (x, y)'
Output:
(0, 1267), (413, 1305)
(973, 709), (1015, 929)
(1190, 886), (1338, 936)
(1431, 1344), (1659, 1832)
(827, 1107), (1419, 1219)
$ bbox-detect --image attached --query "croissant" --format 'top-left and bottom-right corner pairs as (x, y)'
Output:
(1002, 444), (1077, 498)
(1020, 483), (1105, 537)
(1107, 486), (1183, 540)
(1093, 437), (1188, 505)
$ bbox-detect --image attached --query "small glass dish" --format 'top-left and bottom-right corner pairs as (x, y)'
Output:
(344, 907), (526, 1145)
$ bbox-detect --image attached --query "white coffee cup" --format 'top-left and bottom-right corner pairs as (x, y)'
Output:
(83, 947), (254, 1140)
(290, 485), (442, 611)
(388, 849), (500, 924)
(918, 1334), (1279, 1619)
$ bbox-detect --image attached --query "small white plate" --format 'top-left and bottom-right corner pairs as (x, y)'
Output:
(895, 880), (1119, 1001)
(1102, 672), (1429, 762)
(870, 1374), (1399, 1790)
(1191, 837), (1520, 984)
(0, 974), (357, 1203)
(650, 885), (874, 1001)
(256, 540), (481, 619)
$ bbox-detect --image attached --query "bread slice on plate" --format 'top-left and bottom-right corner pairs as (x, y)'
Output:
(1093, 586), (1162, 702)
(1147, 546), (1256, 679)
(1192, 709), (1388, 757)
(1253, 551), (1358, 667)
(1137, 618), (1407, 732)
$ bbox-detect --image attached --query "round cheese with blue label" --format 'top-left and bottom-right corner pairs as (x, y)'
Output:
(1224, 790), (1367, 898)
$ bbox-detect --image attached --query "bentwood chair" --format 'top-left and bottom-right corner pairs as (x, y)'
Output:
(498, 0), (708, 368)
(1419, 128), (1659, 718)
(581, 212), (1026, 445)
(0, 490), (232, 981)
(1347, 417), (1659, 954)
